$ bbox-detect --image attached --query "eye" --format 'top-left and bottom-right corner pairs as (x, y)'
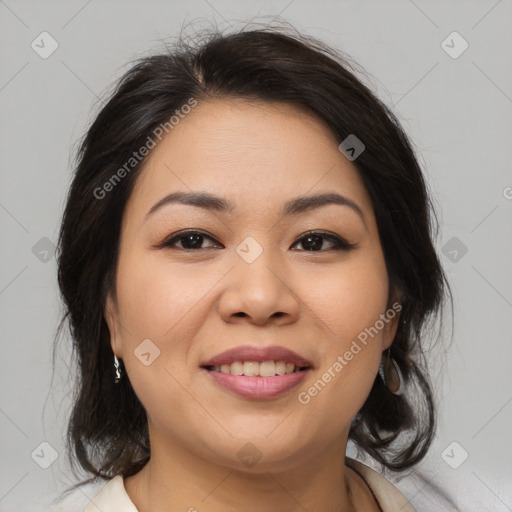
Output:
(157, 230), (221, 250)
(290, 230), (356, 252)
(157, 229), (355, 252)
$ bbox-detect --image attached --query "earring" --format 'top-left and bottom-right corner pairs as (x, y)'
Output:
(382, 349), (403, 395)
(113, 355), (122, 384)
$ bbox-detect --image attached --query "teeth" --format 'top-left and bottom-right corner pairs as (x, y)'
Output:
(275, 361), (286, 375)
(230, 361), (243, 375)
(243, 361), (259, 377)
(211, 360), (304, 376)
(260, 360), (276, 377)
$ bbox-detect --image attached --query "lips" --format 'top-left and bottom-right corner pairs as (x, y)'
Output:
(200, 345), (313, 399)
(200, 345), (312, 369)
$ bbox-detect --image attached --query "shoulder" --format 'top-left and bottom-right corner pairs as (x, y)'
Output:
(346, 458), (416, 512)
(391, 467), (459, 512)
(80, 475), (138, 512)
(346, 458), (459, 512)
(43, 477), (125, 512)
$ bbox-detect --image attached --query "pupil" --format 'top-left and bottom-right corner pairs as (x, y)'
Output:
(303, 235), (322, 251)
(180, 234), (325, 250)
(183, 234), (202, 249)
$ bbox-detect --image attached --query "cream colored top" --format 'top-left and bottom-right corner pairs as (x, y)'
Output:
(82, 459), (415, 512)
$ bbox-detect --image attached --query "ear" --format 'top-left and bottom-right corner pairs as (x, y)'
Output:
(105, 292), (123, 358)
(381, 311), (400, 351)
(381, 292), (403, 351)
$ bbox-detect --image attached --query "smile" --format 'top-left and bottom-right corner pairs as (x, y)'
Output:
(200, 345), (313, 399)
(203, 360), (309, 376)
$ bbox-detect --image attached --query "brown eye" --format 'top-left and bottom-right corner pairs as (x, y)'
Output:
(158, 230), (221, 250)
(156, 229), (356, 252)
(291, 231), (356, 252)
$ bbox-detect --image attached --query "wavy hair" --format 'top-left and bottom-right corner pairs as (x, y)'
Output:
(54, 23), (452, 493)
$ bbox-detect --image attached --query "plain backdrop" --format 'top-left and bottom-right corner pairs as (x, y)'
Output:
(0, 1), (511, 511)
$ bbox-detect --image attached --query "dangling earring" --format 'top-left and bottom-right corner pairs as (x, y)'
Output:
(113, 355), (122, 384)
(382, 349), (403, 395)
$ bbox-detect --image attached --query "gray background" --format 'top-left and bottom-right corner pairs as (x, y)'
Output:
(1, 0), (511, 510)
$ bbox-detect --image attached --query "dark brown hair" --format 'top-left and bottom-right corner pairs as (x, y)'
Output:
(54, 24), (452, 493)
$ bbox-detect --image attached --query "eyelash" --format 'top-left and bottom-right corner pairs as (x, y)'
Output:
(156, 229), (357, 252)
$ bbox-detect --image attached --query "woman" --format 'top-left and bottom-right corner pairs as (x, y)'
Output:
(53, 25), (454, 511)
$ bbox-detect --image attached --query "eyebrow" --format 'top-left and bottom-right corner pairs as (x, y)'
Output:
(145, 191), (367, 228)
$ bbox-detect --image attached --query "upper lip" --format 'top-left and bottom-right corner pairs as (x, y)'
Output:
(201, 345), (312, 368)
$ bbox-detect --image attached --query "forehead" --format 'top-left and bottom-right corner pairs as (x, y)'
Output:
(124, 98), (375, 224)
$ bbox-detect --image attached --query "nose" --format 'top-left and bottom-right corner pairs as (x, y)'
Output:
(217, 248), (300, 326)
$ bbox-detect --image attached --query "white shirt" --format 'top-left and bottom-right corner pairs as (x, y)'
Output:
(79, 459), (415, 512)
(46, 458), (457, 511)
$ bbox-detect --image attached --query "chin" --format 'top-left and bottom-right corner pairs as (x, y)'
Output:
(200, 433), (321, 474)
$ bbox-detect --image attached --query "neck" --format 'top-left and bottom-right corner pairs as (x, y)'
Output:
(123, 429), (364, 512)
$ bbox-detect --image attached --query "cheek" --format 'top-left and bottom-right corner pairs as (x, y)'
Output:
(296, 253), (388, 406)
(113, 254), (211, 421)
(115, 252), (218, 339)
(301, 252), (389, 341)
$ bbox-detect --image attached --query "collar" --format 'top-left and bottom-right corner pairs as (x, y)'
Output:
(84, 458), (415, 512)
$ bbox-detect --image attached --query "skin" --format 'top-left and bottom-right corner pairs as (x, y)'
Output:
(105, 98), (401, 512)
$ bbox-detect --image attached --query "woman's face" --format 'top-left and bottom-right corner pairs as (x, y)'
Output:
(105, 98), (400, 472)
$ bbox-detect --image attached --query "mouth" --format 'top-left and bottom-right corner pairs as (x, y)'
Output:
(200, 345), (313, 399)
(202, 361), (311, 376)
(200, 345), (313, 374)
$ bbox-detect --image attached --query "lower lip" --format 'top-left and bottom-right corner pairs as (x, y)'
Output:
(204, 369), (311, 399)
